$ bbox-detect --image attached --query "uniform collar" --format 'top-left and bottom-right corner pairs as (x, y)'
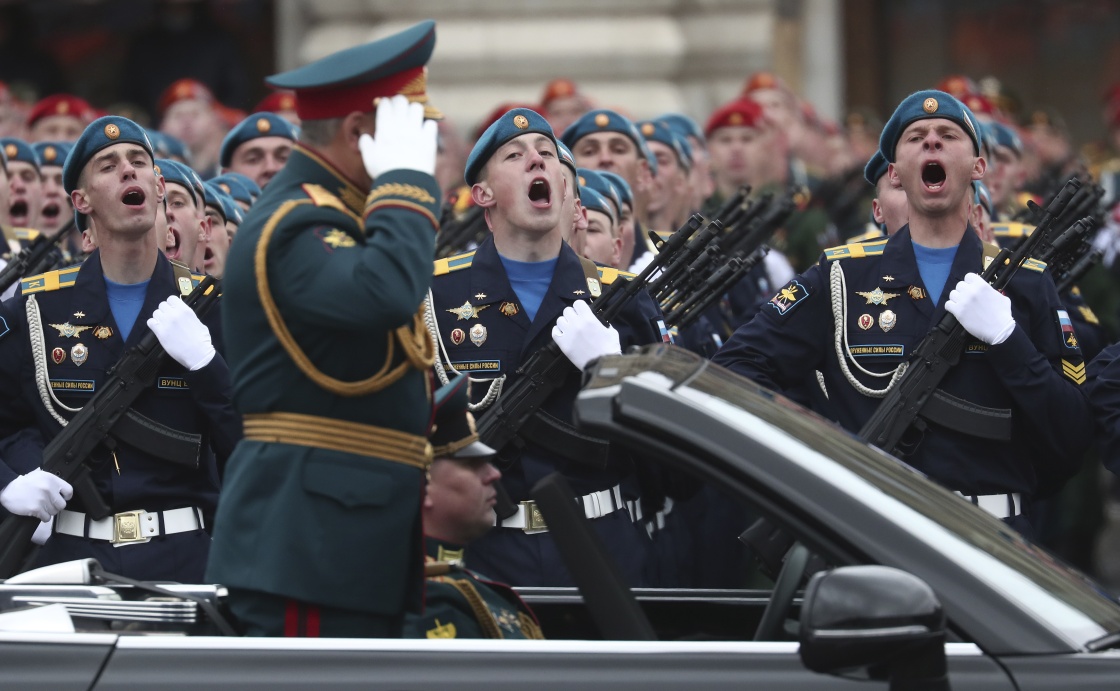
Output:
(882, 224), (984, 317)
(274, 144), (369, 217)
(424, 535), (467, 564)
(68, 249), (179, 350)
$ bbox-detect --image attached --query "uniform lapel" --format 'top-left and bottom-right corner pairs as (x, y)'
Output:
(469, 238), (530, 332)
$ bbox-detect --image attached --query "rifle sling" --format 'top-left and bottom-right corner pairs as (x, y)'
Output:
(520, 409), (611, 470)
(920, 388), (1012, 441)
(111, 409), (203, 469)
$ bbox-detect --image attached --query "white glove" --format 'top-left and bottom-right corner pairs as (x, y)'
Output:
(552, 300), (621, 371)
(32, 517), (53, 545)
(945, 273), (1016, 345)
(0, 469), (73, 523)
(358, 95), (438, 180)
(147, 295), (216, 370)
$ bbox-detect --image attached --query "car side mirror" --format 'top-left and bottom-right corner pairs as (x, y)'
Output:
(799, 565), (949, 691)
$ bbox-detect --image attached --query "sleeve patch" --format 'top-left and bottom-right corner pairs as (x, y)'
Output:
(315, 228), (357, 251)
(1062, 359), (1086, 385)
(767, 280), (810, 315)
(1057, 310), (1080, 350)
(1078, 304), (1100, 326)
(652, 318), (673, 344)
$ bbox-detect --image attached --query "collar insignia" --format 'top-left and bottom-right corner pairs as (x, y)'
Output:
(855, 287), (901, 306)
(73, 311), (85, 319)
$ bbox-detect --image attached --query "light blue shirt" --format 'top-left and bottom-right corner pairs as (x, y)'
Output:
(499, 255), (558, 323)
(912, 242), (958, 305)
(104, 277), (150, 341)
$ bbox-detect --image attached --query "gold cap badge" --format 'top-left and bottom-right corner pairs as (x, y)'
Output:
(728, 113), (743, 126)
(104, 123), (120, 140)
(512, 114), (529, 129)
(578, 176), (586, 186)
(256, 117), (271, 133)
(153, 165), (161, 176)
(641, 122), (655, 136)
(923, 98), (938, 114)
(3, 143), (15, 159)
(58, 101), (70, 114)
(594, 113), (610, 127)
(43, 146), (56, 162)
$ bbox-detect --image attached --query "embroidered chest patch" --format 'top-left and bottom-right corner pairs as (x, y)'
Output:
(767, 280), (809, 315)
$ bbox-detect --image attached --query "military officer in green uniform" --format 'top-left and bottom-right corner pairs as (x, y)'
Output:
(205, 20), (443, 638)
(405, 375), (544, 640)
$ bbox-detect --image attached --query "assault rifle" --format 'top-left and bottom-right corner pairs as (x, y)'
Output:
(0, 276), (220, 578)
(0, 230), (69, 296)
(435, 205), (487, 259)
(859, 178), (1082, 457)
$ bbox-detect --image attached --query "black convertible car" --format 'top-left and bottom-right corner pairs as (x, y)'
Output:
(2, 345), (1120, 690)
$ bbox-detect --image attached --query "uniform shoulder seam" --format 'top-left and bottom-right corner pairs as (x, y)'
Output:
(434, 251), (476, 276)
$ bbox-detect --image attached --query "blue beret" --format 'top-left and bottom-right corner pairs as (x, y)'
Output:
(863, 150), (889, 186)
(156, 159), (202, 208)
(638, 119), (692, 170)
(577, 167), (621, 218)
(266, 20), (439, 121)
(203, 181), (243, 225)
(973, 181), (993, 217)
(879, 90), (980, 163)
(598, 171), (632, 208)
(579, 186), (615, 223)
(211, 172), (261, 205)
(659, 112), (705, 144)
(431, 374), (495, 459)
(1, 138), (40, 172)
(560, 109), (658, 176)
(984, 121), (1022, 157)
(219, 113), (298, 168)
(31, 141), (72, 169)
(556, 140), (577, 176)
(63, 116), (154, 195)
(146, 129), (190, 162)
(464, 107), (556, 186)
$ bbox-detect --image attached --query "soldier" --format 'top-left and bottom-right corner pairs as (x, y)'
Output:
(561, 109), (656, 271)
(638, 119), (693, 235)
(158, 79), (226, 179)
(25, 94), (96, 143)
(982, 121), (1027, 220)
(210, 172), (260, 212)
(404, 375), (544, 640)
(862, 149), (907, 238)
(428, 107), (663, 587)
(660, 113), (713, 217)
(0, 115), (239, 581)
(253, 90), (300, 127)
(31, 142), (74, 241)
(218, 112), (298, 190)
(576, 185), (620, 268)
(2, 138), (42, 231)
(205, 21), (442, 638)
(200, 181), (239, 275)
(713, 90), (1093, 537)
(157, 159), (210, 274)
(539, 78), (590, 138)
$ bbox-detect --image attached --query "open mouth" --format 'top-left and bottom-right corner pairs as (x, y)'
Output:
(166, 228), (182, 260)
(527, 178), (551, 207)
(121, 187), (146, 206)
(203, 246), (214, 267)
(41, 202), (60, 221)
(9, 200), (27, 221)
(922, 162), (947, 191)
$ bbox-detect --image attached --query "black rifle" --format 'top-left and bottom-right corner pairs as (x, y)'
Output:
(859, 178), (1082, 456)
(435, 205), (486, 259)
(0, 230), (69, 296)
(0, 276), (220, 578)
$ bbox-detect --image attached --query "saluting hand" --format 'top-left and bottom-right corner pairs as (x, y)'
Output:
(359, 94), (438, 180)
(945, 273), (1016, 345)
(147, 295), (216, 371)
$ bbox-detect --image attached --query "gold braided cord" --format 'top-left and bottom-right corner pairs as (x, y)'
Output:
(254, 199), (430, 397)
(365, 198), (439, 231)
(243, 412), (432, 469)
(367, 183), (436, 205)
(436, 577), (504, 639)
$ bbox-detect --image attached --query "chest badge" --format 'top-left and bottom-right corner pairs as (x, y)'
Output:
(178, 276), (194, 296)
(855, 287), (900, 306)
(93, 326), (113, 340)
(450, 328), (466, 346)
(73, 311), (85, 319)
(908, 286), (927, 300)
(881, 276), (895, 283)
(586, 277), (602, 298)
(51, 347), (66, 365)
(858, 314), (873, 330)
(71, 343), (89, 367)
(447, 301), (488, 321)
(499, 301), (519, 317)
(50, 322), (91, 339)
(469, 323), (487, 347)
(879, 310), (897, 332)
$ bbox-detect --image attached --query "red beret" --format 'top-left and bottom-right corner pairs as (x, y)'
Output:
(936, 75), (978, 101)
(963, 93), (996, 117)
(27, 94), (95, 127)
(158, 79), (215, 116)
(704, 98), (764, 137)
(253, 90), (298, 115)
(741, 71), (787, 95)
(541, 78), (581, 107)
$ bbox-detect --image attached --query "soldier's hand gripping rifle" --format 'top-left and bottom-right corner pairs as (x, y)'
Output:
(0, 276), (220, 578)
(0, 230), (69, 296)
(859, 178), (1082, 457)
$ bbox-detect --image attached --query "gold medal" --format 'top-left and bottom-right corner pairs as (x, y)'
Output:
(499, 301), (519, 317)
(93, 326), (113, 340)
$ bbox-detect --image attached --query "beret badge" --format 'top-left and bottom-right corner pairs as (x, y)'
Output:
(513, 114), (529, 130)
(594, 113), (610, 127)
(640, 122), (655, 136)
(923, 98), (938, 114)
(105, 123), (120, 140)
(256, 117), (271, 133)
(4, 144), (15, 158)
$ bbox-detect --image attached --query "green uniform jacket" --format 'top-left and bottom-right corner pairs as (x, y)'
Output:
(405, 538), (544, 639)
(205, 145), (440, 616)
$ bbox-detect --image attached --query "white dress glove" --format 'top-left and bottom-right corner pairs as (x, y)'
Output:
(358, 94), (438, 180)
(0, 469), (73, 523)
(552, 300), (622, 371)
(147, 295), (216, 370)
(32, 517), (54, 545)
(945, 273), (1016, 345)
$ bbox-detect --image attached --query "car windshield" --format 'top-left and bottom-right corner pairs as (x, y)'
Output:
(586, 346), (1120, 646)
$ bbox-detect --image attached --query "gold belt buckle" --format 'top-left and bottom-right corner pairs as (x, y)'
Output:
(521, 501), (548, 534)
(112, 510), (150, 545)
